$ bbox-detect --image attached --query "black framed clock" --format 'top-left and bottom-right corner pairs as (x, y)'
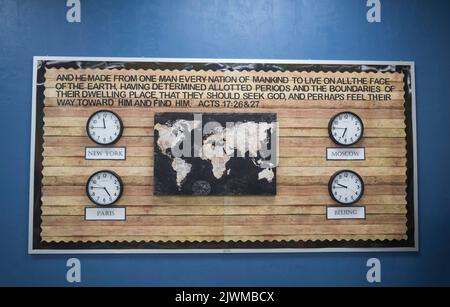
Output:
(328, 170), (364, 205)
(328, 111), (364, 146)
(86, 110), (124, 145)
(86, 170), (123, 206)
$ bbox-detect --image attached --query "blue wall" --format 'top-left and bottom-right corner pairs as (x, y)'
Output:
(0, 0), (449, 286)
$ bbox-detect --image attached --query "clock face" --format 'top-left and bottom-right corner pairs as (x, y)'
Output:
(86, 110), (123, 145)
(86, 170), (123, 206)
(328, 170), (364, 205)
(328, 112), (364, 146)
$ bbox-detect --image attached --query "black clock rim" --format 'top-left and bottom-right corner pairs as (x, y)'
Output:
(328, 169), (365, 205)
(327, 111), (364, 147)
(86, 109), (124, 145)
(86, 170), (124, 206)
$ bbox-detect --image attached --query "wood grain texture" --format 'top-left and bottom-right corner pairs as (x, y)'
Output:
(41, 195), (406, 206)
(41, 204), (407, 216)
(42, 235), (407, 242)
(42, 157), (406, 167)
(43, 126), (406, 138)
(39, 68), (409, 243)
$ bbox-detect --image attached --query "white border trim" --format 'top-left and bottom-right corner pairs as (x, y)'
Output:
(28, 57), (38, 255)
(29, 56), (418, 254)
(410, 63), (419, 251)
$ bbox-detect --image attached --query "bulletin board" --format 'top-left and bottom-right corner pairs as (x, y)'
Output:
(29, 57), (417, 253)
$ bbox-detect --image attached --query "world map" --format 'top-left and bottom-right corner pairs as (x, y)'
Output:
(153, 113), (277, 195)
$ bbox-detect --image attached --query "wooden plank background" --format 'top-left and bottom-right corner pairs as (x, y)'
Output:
(40, 68), (408, 243)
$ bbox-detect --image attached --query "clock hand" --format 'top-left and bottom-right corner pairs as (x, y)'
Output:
(337, 183), (358, 193)
(347, 187), (357, 194)
(103, 187), (111, 197)
(342, 128), (347, 137)
(103, 118), (106, 129)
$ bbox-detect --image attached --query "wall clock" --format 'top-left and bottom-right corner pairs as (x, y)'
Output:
(328, 170), (364, 205)
(86, 110), (123, 145)
(328, 111), (364, 146)
(86, 170), (123, 206)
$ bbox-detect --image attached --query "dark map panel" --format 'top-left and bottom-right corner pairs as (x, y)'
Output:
(153, 112), (277, 195)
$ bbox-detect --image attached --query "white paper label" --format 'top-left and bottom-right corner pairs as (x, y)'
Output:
(326, 206), (366, 219)
(326, 147), (365, 160)
(85, 147), (126, 160)
(85, 207), (126, 221)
